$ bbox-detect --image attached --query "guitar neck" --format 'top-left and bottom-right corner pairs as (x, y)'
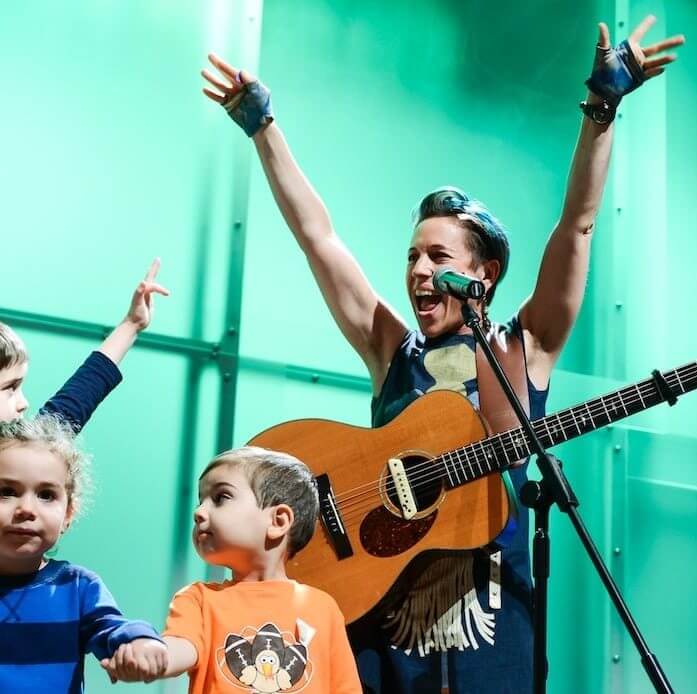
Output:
(439, 362), (697, 487)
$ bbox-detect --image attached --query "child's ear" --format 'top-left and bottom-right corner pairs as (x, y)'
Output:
(267, 504), (294, 542)
(62, 503), (76, 534)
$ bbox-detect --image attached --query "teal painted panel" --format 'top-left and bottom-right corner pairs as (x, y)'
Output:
(627, 429), (697, 489)
(233, 365), (372, 446)
(624, 475), (696, 693)
(0, 1), (234, 344)
(624, 429), (696, 694)
(544, 428), (617, 694)
(663, 0), (697, 440)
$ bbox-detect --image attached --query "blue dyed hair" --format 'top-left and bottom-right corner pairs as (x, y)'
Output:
(412, 186), (510, 303)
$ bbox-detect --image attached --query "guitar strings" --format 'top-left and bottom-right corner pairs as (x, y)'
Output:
(331, 368), (695, 524)
(344, 363), (697, 504)
(312, 366), (697, 547)
(335, 365), (695, 510)
(324, 365), (697, 527)
(330, 365), (697, 524)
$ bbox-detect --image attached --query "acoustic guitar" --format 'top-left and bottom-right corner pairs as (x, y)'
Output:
(248, 363), (696, 623)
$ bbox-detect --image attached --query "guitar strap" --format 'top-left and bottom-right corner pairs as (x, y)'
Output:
(380, 322), (533, 645)
(474, 320), (530, 435)
(474, 320), (529, 611)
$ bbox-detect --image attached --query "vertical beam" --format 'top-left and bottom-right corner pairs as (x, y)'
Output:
(600, 2), (631, 690)
(208, 0), (265, 582)
(604, 3), (668, 692)
(605, 426), (629, 692)
(608, 0), (630, 384)
(210, 0), (265, 456)
(167, 158), (214, 600)
(164, 5), (265, 690)
(624, 1), (668, 386)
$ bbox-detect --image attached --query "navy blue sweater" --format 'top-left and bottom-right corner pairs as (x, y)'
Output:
(40, 350), (123, 431)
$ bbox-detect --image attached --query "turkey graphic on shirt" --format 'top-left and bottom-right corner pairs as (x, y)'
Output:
(220, 621), (314, 692)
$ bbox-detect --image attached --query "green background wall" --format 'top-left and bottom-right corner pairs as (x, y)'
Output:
(1, 1), (694, 692)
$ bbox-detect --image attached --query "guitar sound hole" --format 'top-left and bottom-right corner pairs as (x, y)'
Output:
(386, 454), (442, 513)
(360, 506), (437, 557)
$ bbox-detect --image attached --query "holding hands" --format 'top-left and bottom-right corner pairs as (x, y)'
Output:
(100, 638), (168, 684)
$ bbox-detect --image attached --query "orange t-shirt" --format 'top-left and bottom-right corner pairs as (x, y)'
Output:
(163, 579), (362, 694)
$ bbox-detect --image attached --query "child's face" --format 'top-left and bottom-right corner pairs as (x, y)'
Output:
(0, 362), (30, 422)
(194, 464), (274, 569)
(0, 443), (72, 574)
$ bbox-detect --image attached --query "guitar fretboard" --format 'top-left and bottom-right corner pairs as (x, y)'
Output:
(437, 362), (697, 488)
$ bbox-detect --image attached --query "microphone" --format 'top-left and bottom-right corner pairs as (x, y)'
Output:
(432, 268), (485, 300)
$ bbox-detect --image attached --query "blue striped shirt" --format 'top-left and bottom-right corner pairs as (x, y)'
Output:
(0, 560), (161, 693)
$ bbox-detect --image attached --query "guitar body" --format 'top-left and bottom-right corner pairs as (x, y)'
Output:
(248, 360), (697, 621)
(248, 390), (510, 624)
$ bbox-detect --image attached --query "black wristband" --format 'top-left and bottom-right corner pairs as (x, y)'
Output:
(579, 99), (616, 125)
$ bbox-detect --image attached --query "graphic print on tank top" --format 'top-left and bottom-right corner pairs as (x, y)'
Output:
(381, 335), (497, 656)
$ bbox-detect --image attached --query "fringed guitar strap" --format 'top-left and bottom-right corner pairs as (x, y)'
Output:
(474, 320), (530, 611)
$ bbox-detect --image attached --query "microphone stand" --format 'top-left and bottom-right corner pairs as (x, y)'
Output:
(460, 297), (673, 694)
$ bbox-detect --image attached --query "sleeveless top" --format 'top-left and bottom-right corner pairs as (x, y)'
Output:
(370, 316), (548, 679)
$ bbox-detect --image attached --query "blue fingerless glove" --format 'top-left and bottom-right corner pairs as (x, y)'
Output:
(222, 80), (274, 137)
(585, 39), (645, 107)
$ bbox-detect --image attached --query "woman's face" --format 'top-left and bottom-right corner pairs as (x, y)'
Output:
(406, 216), (494, 338)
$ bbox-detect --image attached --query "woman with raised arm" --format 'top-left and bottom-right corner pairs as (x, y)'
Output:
(202, 16), (683, 694)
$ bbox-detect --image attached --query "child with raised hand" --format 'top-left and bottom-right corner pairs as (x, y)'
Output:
(0, 257), (169, 427)
(102, 446), (362, 693)
(0, 414), (167, 692)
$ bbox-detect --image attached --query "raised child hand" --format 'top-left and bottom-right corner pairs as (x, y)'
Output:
(125, 257), (170, 332)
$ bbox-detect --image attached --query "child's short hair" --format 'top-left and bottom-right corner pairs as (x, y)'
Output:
(201, 446), (319, 557)
(0, 323), (28, 371)
(0, 414), (91, 514)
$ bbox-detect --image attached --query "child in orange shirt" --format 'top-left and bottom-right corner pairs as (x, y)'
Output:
(103, 446), (362, 693)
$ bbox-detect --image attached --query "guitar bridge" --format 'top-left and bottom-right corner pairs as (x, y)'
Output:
(387, 457), (417, 519)
(316, 474), (353, 560)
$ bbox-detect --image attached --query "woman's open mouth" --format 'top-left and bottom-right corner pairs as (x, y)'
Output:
(414, 289), (443, 316)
